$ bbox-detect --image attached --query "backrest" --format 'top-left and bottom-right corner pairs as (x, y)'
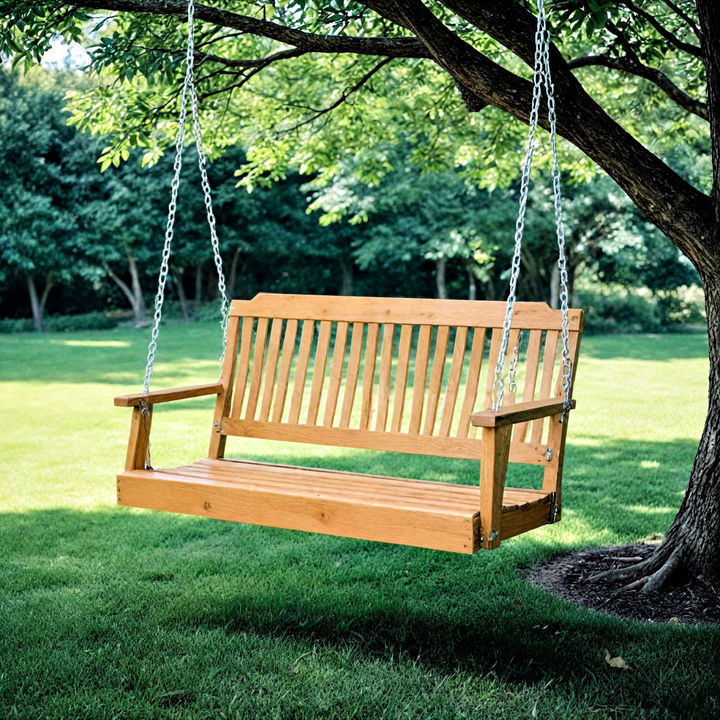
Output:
(216, 294), (583, 464)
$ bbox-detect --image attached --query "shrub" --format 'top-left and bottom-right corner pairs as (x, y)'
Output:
(0, 312), (117, 333)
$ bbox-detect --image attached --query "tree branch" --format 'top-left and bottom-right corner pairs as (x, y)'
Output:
(76, 0), (430, 58)
(567, 54), (708, 120)
(364, 0), (713, 270)
(618, 0), (702, 58)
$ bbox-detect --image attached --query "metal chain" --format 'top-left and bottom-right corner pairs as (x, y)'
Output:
(492, 0), (572, 412)
(142, 0), (229, 393)
(539, 16), (573, 410)
(492, 0), (548, 411)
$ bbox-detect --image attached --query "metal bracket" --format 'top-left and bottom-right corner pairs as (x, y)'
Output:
(548, 493), (560, 523)
(545, 447), (553, 461)
(489, 529), (500, 542)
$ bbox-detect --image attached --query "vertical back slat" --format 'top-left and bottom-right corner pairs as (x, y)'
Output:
(288, 320), (315, 424)
(243, 317), (268, 420)
(360, 323), (379, 430)
(339, 322), (365, 428)
(409, 325), (431, 434)
(422, 325), (449, 435)
(258, 318), (283, 421)
(271, 318), (298, 423)
(457, 327), (487, 438)
(306, 320), (332, 424)
(439, 326), (468, 437)
(531, 329), (559, 443)
(231, 317), (254, 418)
(504, 328), (521, 406)
(390, 324), (413, 433)
(374, 324), (395, 432)
(515, 329), (542, 442)
(323, 321), (349, 427)
(483, 328), (503, 409)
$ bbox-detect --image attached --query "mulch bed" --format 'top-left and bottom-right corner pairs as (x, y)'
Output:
(528, 543), (720, 625)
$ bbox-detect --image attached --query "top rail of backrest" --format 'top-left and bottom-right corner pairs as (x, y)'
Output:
(230, 294), (584, 332)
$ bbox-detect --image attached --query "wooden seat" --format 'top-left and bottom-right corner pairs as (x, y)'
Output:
(118, 458), (555, 553)
(115, 294), (583, 552)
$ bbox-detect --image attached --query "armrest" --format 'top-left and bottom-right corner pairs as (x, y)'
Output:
(471, 398), (575, 428)
(114, 382), (224, 407)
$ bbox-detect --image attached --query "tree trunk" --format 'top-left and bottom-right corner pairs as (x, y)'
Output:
(435, 257), (448, 299)
(228, 247), (242, 297)
(340, 255), (354, 296)
(594, 270), (720, 589)
(126, 251), (146, 326)
(26, 274), (44, 332)
(173, 268), (192, 322)
(550, 264), (560, 310)
(659, 272), (720, 582)
(194, 262), (204, 308)
(466, 263), (477, 300)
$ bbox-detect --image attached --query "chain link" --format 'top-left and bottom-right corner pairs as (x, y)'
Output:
(492, 0), (572, 412)
(142, 0), (229, 393)
(492, 0), (547, 411)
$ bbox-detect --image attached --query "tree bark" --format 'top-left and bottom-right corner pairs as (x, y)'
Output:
(126, 251), (146, 326)
(340, 255), (354, 296)
(550, 265), (560, 310)
(661, 271), (720, 581)
(228, 246), (242, 298)
(434, 258), (448, 299)
(466, 262), (477, 300)
(172, 268), (192, 322)
(26, 274), (44, 332)
(194, 262), (204, 307)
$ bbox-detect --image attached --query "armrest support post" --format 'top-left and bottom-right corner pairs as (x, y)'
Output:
(479, 424), (512, 550)
(125, 404), (153, 471)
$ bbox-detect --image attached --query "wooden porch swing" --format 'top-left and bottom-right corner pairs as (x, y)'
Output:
(115, 0), (583, 553)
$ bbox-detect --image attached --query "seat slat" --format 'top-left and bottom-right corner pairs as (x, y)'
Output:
(360, 323), (379, 430)
(271, 319), (298, 423)
(439, 326), (468, 437)
(306, 320), (332, 424)
(323, 321), (349, 427)
(422, 325), (449, 436)
(409, 325), (431, 434)
(340, 322), (365, 428)
(390, 325), (413, 433)
(374, 323), (395, 432)
(244, 317), (268, 420)
(288, 320), (315, 424)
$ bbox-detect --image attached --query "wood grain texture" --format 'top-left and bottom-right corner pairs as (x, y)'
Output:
(288, 320), (315, 424)
(323, 321), (349, 427)
(360, 322), (379, 430)
(230, 294), (583, 330)
(271, 319), (298, 423)
(438, 326), (467, 437)
(231, 317), (254, 418)
(423, 325), (449, 435)
(479, 425), (512, 549)
(306, 320), (331, 424)
(340, 322), (365, 428)
(409, 325), (431, 434)
(374, 323), (395, 432)
(114, 382), (223, 407)
(390, 324), (413, 433)
(118, 458), (556, 554)
(244, 316), (269, 420)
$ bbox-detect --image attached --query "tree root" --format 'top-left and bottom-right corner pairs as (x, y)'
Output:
(589, 543), (685, 593)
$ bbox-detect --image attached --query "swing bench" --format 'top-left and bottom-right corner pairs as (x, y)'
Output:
(115, 0), (583, 553)
(115, 293), (582, 552)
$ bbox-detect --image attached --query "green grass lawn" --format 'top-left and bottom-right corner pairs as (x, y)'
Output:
(1, 325), (718, 719)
